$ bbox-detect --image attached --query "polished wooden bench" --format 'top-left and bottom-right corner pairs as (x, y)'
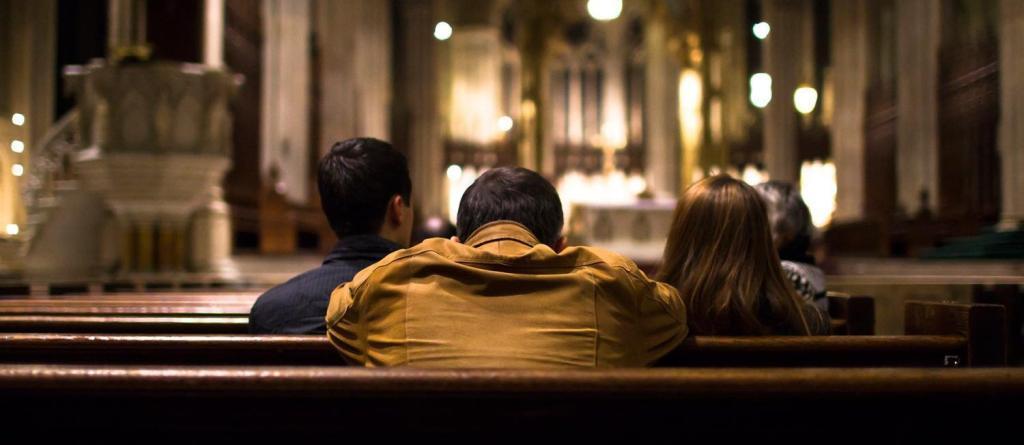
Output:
(0, 365), (1021, 440)
(0, 293), (874, 335)
(0, 300), (1004, 367)
(0, 291), (257, 333)
(0, 333), (975, 367)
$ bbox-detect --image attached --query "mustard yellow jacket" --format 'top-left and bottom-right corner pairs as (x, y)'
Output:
(326, 221), (688, 367)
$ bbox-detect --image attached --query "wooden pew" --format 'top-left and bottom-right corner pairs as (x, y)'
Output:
(827, 292), (875, 334)
(0, 301), (1002, 367)
(0, 291), (256, 334)
(0, 333), (973, 367)
(0, 365), (1021, 440)
(0, 293), (873, 335)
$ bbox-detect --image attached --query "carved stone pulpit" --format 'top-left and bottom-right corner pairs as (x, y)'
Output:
(64, 60), (239, 276)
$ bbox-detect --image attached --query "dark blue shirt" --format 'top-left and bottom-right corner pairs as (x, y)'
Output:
(248, 235), (401, 334)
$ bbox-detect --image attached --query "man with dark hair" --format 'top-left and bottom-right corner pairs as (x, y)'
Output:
(249, 138), (413, 334)
(325, 166), (687, 367)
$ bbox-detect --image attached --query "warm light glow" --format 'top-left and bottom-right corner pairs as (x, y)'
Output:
(11, 113), (25, 126)
(750, 73), (772, 108)
(433, 21), (453, 41)
(599, 121), (627, 150)
(587, 0), (622, 21)
(800, 160), (837, 228)
(557, 170), (648, 224)
(5, 224), (18, 236)
(793, 85), (819, 115)
(11, 164), (24, 177)
(446, 164), (463, 181)
(753, 22), (771, 40)
(497, 116), (514, 133)
(447, 166), (481, 224)
(10, 140), (24, 153)
(678, 69), (703, 185)
(741, 164), (769, 186)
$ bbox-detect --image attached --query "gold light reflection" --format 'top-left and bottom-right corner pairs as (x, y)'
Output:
(678, 69), (703, 187)
(800, 160), (837, 227)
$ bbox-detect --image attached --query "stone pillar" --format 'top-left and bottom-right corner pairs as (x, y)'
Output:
(831, 0), (868, 223)
(316, 0), (392, 151)
(643, 9), (679, 197)
(203, 0), (225, 67)
(401, 0), (445, 217)
(762, 0), (813, 183)
(998, 0), (1024, 230)
(599, 19), (628, 150)
(895, 0), (941, 217)
(0, 0), (56, 234)
(447, 26), (503, 145)
(262, 0), (311, 205)
(108, 0), (147, 52)
(190, 186), (237, 275)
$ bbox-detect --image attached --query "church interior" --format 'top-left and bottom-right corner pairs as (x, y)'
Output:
(0, 0), (1022, 437)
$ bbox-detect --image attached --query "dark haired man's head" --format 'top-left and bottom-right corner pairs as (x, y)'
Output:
(456, 167), (565, 248)
(318, 138), (413, 246)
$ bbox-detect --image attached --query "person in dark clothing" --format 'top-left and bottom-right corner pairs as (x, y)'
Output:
(249, 138), (413, 334)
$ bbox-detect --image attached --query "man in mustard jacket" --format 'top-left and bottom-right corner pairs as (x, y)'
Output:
(326, 167), (687, 367)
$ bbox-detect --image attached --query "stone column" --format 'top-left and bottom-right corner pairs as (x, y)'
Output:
(762, 0), (813, 183)
(108, 0), (147, 51)
(0, 0), (56, 240)
(190, 186), (237, 275)
(401, 0), (445, 218)
(643, 9), (679, 197)
(316, 0), (392, 151)
(998, 0), (1024, 230)
(447, 26), (503, 145)
(599, 19), (628, 150)
(895, 0), (941, 217)
(831, 0), (868, 223)
(261, 0), (311, 205)
(203, 0), (225, 67)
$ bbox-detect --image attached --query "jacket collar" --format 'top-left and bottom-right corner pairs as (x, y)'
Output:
(323, 234), (402, 265)
(464, 220), (542, 249)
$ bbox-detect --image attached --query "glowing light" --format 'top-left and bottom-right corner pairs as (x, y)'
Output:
(5, 224), (18, 236)
(10, 140), (24, 153)
(497, 116), (514, 133)
(741, 164), (769, 186)
(11, 113), (25, 126)
(433, 21), (453, 41)
(587, 0), (622, 21)
(753, 22), (771, 40)
(556, 170), (649, 223)
(447, 166), (481, 224)
(800, 160), (837, 228)
(793, 85), (819, 114)
(11, 164), (24, 177)
(749, 73), (772, 108)
(599, 121), (627, 150)
(678, 69), (703, 185)
(446, 164), (463, 181)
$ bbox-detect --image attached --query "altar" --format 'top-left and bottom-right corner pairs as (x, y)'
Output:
(566, 198), (677, 268)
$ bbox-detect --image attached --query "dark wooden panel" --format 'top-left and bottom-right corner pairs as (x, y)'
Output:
(0, 366), (1022, 440)
(223, 0), (262, 218)
(146, 0), (202, 62)
(937, 43), (1000, 227)
(0, 333), (967, 367)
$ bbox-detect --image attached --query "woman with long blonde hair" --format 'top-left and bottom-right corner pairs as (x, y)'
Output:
(657, 175), (829, 335)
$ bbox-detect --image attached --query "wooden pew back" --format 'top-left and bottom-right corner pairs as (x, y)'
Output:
(1, 365), (1021, 440)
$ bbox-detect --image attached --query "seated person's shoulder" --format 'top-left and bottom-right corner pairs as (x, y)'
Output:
(250, 267), (335, 334)
(568, 244), (649, 277)
(344, 237), (456, 288)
